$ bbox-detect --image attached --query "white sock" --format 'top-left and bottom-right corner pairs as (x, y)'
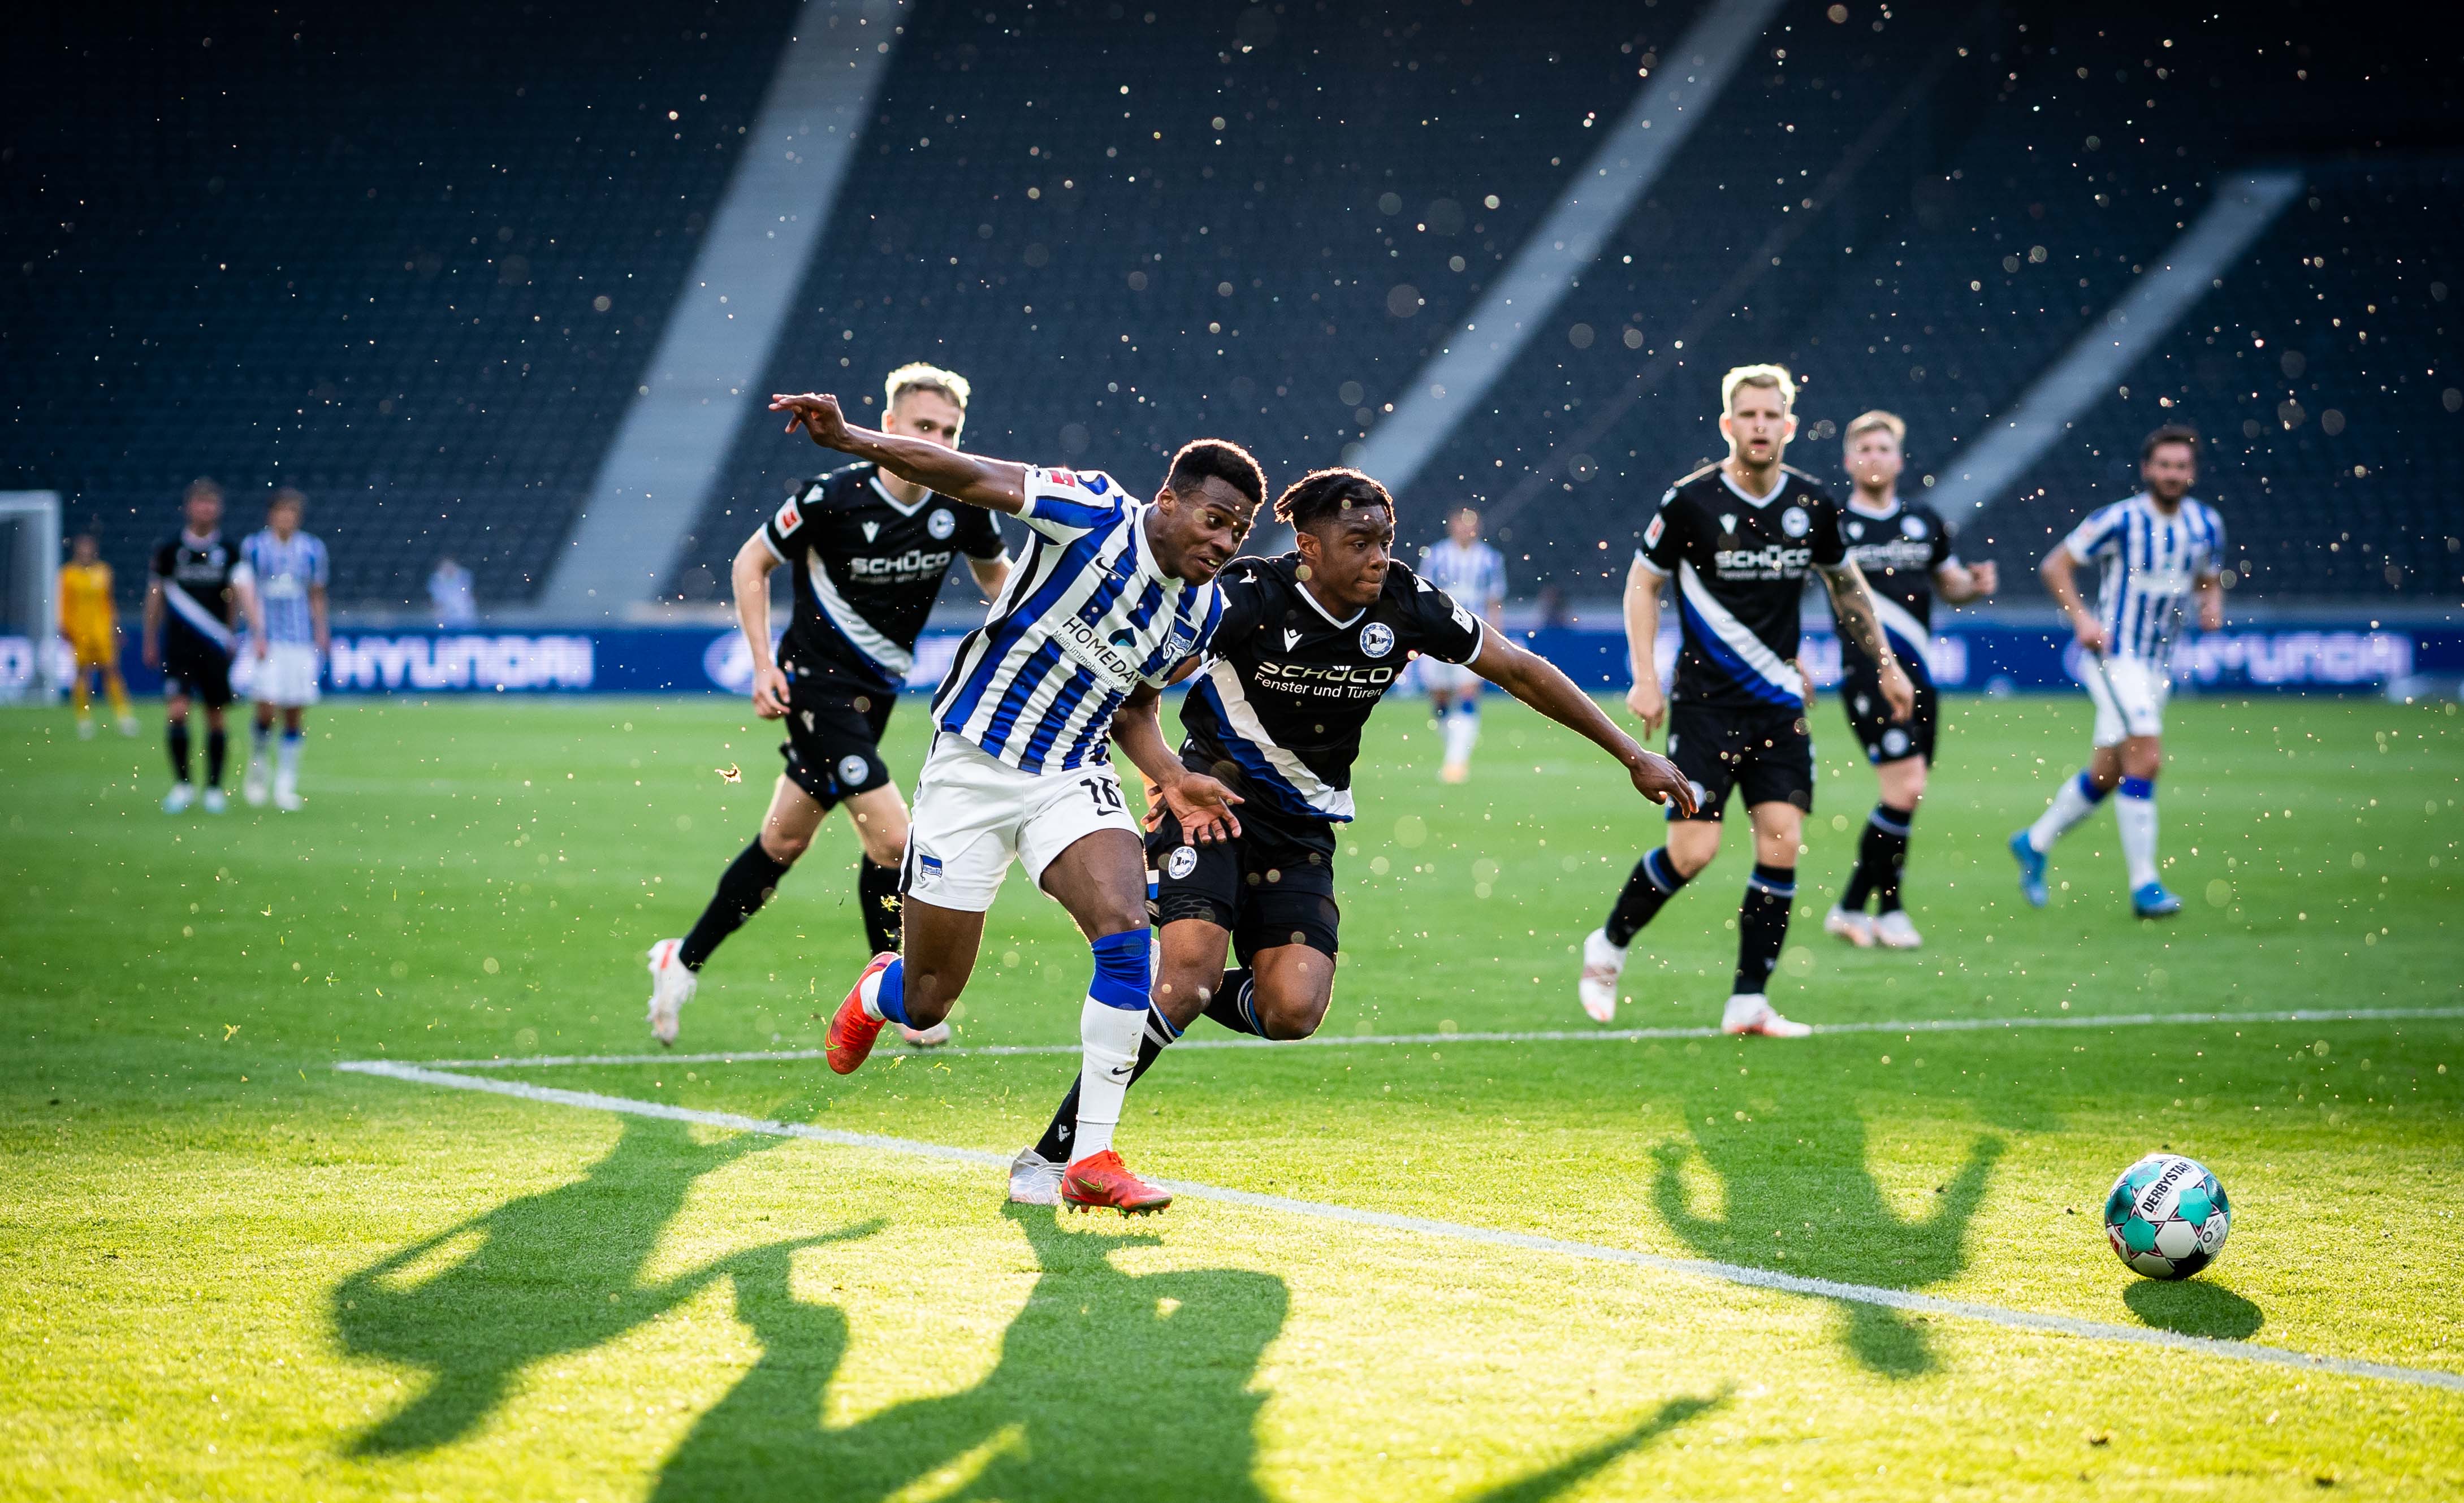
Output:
(1072, 996), (1144, 1162)
(2116, 781), (2159, 889)
(2028, 770), (2105, 853)
(1443, 704), (1480, 766)
(277, 733), (302, 783)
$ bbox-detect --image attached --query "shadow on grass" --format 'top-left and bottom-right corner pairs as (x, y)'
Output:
(651, 1206), (1726, 1503)
(1654, 1119), (2002, 1378)
(2123, 1276), (2264, 1339)
(333, 1112), (858, 1456)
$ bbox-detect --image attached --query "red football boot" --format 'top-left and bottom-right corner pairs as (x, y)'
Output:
(825, 952), (898, 1076)
(1061, 1149), (1174, 1216)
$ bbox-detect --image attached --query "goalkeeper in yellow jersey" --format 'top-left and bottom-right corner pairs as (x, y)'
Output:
(59, 534), (137, 738)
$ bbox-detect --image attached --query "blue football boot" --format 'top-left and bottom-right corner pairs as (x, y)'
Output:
(2132, 882), (2184, 918)
(2008, 830), (2049, 908)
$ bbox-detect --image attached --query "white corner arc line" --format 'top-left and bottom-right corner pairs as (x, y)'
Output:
(407, 1005), (2464, 1072)
(334, 1058), (2464, 1395)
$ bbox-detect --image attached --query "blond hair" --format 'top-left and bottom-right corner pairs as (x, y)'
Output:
(1845, 410), (1905, 444)
(1719, 363), (1797, 413)
(883, 362), (971, 413)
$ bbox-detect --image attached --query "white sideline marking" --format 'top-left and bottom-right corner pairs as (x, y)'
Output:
(417, 1005), (2464, 1071)
(336, 1058), (2464, 1396)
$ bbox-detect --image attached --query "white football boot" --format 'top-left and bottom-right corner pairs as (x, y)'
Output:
(1008, 1145), (1064, 1206)
(898, 1020), (952, 1048)
(200, 787), (228, 815)
(645, 938), (697, 1046)
(1721, 993), (1812, 1039)
(274, 776), (304, 813)
(1871, 911), (1923, 950)
(161, 782), (196, 814)
(117, 714), (141, 737)
(1577, 928), (1626, 1024)
(242, 756), (271, 808)
(76, 716), (98, 740)
(1822, 906), (1874, 947)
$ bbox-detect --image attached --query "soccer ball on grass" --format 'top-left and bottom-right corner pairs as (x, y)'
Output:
(2103, 1153), (2230, 1280)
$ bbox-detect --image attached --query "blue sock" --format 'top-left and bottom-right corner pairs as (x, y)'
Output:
(2078, 770), (2112, 805)
(1087, 929), (1151, 1011)
(871, 958), (910, 1026)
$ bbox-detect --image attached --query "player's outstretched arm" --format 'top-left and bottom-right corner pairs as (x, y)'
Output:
(1935, 557), (1998, 604)
(730, 531), (790, 719)
(1470, 633), (1696, 816)
(1817, 560), (1915, 720)
(2039, 546), (2105, 653)
(1109, 684), (1243, 842)
(768, 392), (1028, 514)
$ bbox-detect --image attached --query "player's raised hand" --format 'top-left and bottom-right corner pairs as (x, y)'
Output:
(1879, 658), (1917, 722)
(1627, 749), (1696, 817)
(749, 662), (791, 720)
(1161, 771), (1244, 844)
(769, 392), (853, 451)
(1625, 678), (1666, 738)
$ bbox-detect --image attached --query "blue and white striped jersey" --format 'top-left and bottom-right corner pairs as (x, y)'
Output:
(1419, 538), (1507, 612)
(2060, 493), (2227, 664)
(240, 529), (328, 644)
(931, 466), (1225, 774)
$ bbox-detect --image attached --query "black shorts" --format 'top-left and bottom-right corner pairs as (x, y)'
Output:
(1147, 802), (1341, 963)
(161, 636), (234, 709)
(1840, 661), (1937, 766)
(777, 657), (895, 810)
(1664, 700), (1814, 821)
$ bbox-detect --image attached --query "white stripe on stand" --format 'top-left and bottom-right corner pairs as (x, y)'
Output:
(334, 1058), (2464, 1394)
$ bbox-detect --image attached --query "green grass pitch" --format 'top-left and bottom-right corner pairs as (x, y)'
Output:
(4, 691), (2461, 1500)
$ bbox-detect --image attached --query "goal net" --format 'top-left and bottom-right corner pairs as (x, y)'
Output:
(0, 491), (63, 703)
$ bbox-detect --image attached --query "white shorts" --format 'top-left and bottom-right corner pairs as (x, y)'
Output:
(2081, 653), (2167, 747)
(1419, 658), (1480, 696)
(901, 733), (1140, 913)
(234, 642), (322, 707)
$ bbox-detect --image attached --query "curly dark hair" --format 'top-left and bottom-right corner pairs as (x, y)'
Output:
(1162, 438), (1266, 510)
(1271, 467), (1395, 531)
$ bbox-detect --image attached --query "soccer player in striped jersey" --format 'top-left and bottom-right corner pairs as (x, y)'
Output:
(1580, 365), (1913, 1038)
(236, 489), (330, 812)
(1417, 506), (1507, 783)
(768, 390), (1260, 1215)
(1821, 413), (1996, 950)
(2012, 424), (2226, 918)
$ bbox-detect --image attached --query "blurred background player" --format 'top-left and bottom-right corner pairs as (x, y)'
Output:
(646, 365), (1011, 1049)
(427, 555), (477, 627)
(1580, 365), (1913, 1038)
(2012, 424), (2225, 918)
(1417, 506), (1507, 783)
(58, 532), (137, 738)
(236, 488), (329, 812)
(1820, 413), (1996, 951)
(143, 479), (253, 815)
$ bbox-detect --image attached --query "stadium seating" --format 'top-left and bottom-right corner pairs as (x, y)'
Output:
(0, 1), (799, 606)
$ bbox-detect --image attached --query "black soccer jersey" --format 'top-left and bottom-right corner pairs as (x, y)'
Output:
(760, 462), (1006, 694)
(1179, 555), (1484, 821)
(150, 530), (243, 652)
(1632, 464), (1845, 712)
(1835, 496), (1956, 675)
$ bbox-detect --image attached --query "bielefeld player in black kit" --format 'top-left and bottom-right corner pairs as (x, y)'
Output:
(1005, 467), (1694, 1203)
(144, 478), (257, 815)
(645, 365), (1011, 1047)
(1819, 410), (1995, 951)
(1578, 365), (1913, 1039)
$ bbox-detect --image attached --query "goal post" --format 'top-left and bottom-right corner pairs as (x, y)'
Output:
(0, 491), (63, 703)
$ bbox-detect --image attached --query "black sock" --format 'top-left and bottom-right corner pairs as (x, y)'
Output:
(167, 721), (191, 782)
(1868, 804), (1914, 912)
(858, 857), (903, 956)
(1839, 803), (1914, 911)
(205, 727), (228, 787)
(677, 839), (793, 971)
(1734, 864), (1797, 996)
(1605, 848), (1690, 947)
(1032, 1004), (1175, 1163)
(1200, 968), (1263, 1037)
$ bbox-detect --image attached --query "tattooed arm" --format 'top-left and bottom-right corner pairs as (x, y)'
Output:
(1816, 559), (1916, 721)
